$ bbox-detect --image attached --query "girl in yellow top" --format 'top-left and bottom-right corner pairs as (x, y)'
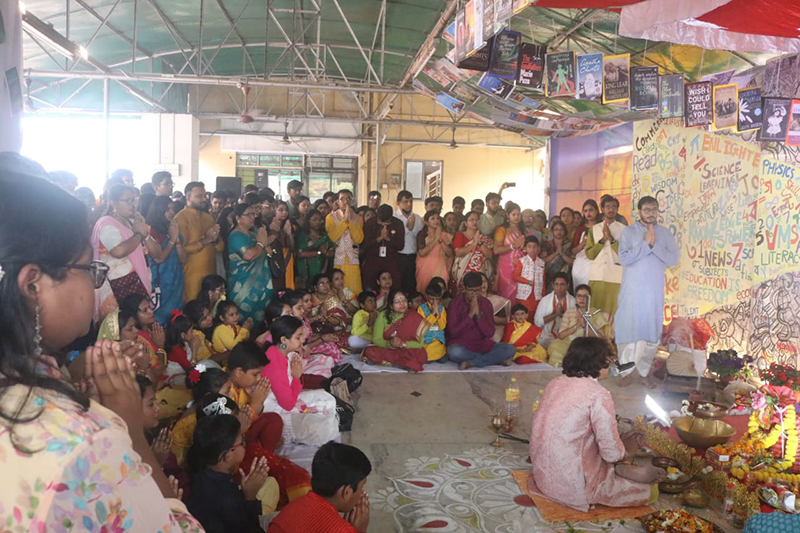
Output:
(185, 299), (230, 365)
(417, 283), (447, 361)
(348, 291), (378, 352)
(212, 301), (253, 353)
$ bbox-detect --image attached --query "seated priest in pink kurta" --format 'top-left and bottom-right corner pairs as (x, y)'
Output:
(528, 337), (663, 512)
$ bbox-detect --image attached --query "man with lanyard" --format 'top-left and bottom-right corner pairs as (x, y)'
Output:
(393, 190), (423, 294)
(533, 273), (576, 349)
(326, 189), (364, 294)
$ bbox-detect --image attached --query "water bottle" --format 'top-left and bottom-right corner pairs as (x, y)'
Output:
(505, 377), (520, 428)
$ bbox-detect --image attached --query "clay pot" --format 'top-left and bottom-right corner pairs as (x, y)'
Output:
(689, 390), (705, 402)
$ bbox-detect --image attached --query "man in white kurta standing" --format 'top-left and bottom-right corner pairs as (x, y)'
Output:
(615, 196), (679, 387)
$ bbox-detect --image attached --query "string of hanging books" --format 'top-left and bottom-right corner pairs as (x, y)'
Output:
(434, 0), (800, 145)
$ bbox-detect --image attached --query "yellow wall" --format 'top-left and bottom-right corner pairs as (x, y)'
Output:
(371, 143), (546, 216)
(198, 135), (236, 189)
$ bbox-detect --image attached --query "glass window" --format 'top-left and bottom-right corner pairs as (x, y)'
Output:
(332, 172), (355, 193)
(282, 155), (304, 167)
(259, 155), (282, 167)
(309, 172), (331, 201)
(332, 157), (355, 170)
(307, 156), (330, 169)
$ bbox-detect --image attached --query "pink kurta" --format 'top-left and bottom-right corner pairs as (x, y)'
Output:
(528, 375), (651, 512)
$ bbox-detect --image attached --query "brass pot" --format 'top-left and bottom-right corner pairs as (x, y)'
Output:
(673, 416), (736, 448)
(689, 401), (730, 420)
(682, 487), (710, 508)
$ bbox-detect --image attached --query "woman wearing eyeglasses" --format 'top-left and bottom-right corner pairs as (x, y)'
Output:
(91, 183), (152, 321)
(0, 171), (203, 531)
(226, 203), (274, 323)
(362, 289), (429, 372)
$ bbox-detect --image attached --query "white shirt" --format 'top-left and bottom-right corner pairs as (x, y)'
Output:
(394, 209), (423, 254)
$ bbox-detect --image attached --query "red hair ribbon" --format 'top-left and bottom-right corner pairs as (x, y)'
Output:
(170, 309), (186, 325)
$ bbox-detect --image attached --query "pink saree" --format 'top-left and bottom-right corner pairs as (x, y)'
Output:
(495, 227), (524, 301)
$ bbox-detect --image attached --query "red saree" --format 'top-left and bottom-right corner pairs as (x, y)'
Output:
(362, 312), (429, 372)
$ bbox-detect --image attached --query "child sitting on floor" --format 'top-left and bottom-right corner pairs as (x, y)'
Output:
(348, 291), (377, 352)
(166, 311), (200, 372)
(212, 301), (253, 353)
(502, 303), (547, 364)
(513, 236), (545, 320)
(261, 316), (339, 446)
(228, 341), (284, 452)
(185, 299), (227, 364)
(186, 413), (271, 533)
(417, 283), (447, 362)
(137, 374), (188, 498)
(268, 442), (372, 533)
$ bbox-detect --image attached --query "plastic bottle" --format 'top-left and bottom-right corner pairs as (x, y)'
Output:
(724, 483), (735, 517)
(505, 377), (520, 423)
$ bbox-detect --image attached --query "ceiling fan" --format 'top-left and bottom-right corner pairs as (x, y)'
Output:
(448, 126), (458, 150)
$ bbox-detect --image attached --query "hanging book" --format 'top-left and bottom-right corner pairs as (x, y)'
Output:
(659, 74), (684, 119)
(737, 88), (762, 132)
(474, 0), (485, 49)
(759, 97), (792, 142)
(630, 66), (658, 111)
(495, 0), (513, 23)
(684, 81), (713, 127)
(458, 40), (491, 71)
(602, 53), (630, 104)
(786, 100), (800, 146)
(513, 0), (530, 13)
(576, 53), (603, 101)
(455, 9), (468, 63)
(478, 72), (514, 99)
(544, 51), (576, 97)
(488, 30), (521, 79)
(712, 83), (738, 131)
(517, 43), (545, 89)
(435, 92), (466, 115)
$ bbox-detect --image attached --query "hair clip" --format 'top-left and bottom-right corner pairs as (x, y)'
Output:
(188, 362), (207, 384)
(202, 397), (232, 417)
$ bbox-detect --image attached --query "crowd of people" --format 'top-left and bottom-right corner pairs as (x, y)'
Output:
(0, 154), (681, 531)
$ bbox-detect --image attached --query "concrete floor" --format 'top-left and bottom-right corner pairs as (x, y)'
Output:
(342, 369), (688, 533)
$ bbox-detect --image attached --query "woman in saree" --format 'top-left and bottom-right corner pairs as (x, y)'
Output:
(572, 199), (599, 289)
(308, 273), (350, 352)
(541, 220), (574, 292)
(363, 289), (430, 372)
(268, 201), (295, 291)
(374, 270), (393, 311)
(416, 210), (453, 293)
(144, 196), (186, 326)
(452, 211), (494, 292)
(227, 203), (274, 323)
(91, 183), (151, 320)
(331, 268), (359, 316)
(294, 209), (332, 289)
(530, 337), (665, 512)
(493, 202), (526, 300)
(547, 284), (612, 368)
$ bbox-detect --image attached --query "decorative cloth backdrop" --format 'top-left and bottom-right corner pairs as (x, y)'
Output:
(632, 119), (800, 366)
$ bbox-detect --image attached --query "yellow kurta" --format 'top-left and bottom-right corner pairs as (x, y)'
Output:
(193, 330), (215, 361)
(418, 304), (447, 361)
(584, 222), (623, 316)
(547, 307), (611, 368)
(212, 324), (250, 352)
(326, 211), (364, 294)
(174, 206), (224, 300)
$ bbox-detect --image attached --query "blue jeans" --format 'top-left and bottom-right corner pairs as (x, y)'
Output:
(446, 343), (515, 368)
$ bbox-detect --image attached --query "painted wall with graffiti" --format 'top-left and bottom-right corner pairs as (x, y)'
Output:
(633, 119), (800, 367)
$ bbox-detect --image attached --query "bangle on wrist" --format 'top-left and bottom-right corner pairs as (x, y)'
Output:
(256, 242), (265, 248)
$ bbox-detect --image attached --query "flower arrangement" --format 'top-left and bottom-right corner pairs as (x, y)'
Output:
(761, 362), (800, 391)
(706, 349), (755, 379)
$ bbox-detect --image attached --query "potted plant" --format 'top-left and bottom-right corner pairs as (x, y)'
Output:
(706, 349), (755, 384)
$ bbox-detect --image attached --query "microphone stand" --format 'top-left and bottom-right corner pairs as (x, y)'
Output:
(581, 294), (601, 337)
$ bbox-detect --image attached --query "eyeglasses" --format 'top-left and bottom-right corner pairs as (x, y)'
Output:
(219, 438), (246, 461)
(242, 212), (257, 218)
(393, 298), (408, 304)
(640, 207), (658, 214)
(65, 260), (109, 289)
(119, 197), (137, 205)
